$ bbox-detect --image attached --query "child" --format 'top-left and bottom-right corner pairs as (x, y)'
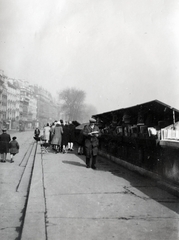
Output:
(9, 136), (20, 163)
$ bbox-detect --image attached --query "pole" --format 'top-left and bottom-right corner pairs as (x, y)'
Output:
(173, 109), (175, 129)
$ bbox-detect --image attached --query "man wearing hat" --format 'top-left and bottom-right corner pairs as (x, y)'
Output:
(83, 118), (101, 169)
(0, 128), (11, 162)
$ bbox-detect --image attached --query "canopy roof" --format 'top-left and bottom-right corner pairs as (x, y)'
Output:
(93, 100), (179, 126)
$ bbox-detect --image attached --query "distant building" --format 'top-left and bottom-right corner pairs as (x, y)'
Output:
(0, 71), (7, 128)
(0, 70), (61, 129)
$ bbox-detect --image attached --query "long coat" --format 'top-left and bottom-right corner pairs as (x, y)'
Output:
(9, 140), (19, 154)
(68, 123), (75, 142)
(83, 124), (100, 157)
(43, 126), (51, 142)
(62, 124), (69, 146)
(0, 132), (11, 154)
(51, 125), (63, 145)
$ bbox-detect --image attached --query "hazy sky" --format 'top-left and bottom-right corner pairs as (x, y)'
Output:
(0, 0), (179, 113)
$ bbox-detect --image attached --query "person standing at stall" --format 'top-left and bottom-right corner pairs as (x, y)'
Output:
(0, 128), (11, 163)
(83, 118), (100, 169)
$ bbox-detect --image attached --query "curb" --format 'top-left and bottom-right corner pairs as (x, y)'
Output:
(21, 144), (46, 240)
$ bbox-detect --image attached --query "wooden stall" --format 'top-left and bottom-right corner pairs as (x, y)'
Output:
(93, 100), (179, 183)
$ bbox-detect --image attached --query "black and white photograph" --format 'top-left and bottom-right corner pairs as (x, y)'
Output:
(0, 1), (179, 239)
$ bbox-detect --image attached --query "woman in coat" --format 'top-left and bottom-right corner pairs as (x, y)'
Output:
(9, 136), (20, 163)
(43, 123), (51, 143)
(51, 122), (63, 153)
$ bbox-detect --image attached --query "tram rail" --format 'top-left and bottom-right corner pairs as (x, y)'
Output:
(16, 140), (38, 240)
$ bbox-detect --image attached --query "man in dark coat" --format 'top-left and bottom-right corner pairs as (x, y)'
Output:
(0, 128), (11, 162)
(68, 121), (75, 151)
(34, 127), (41, 141)
(62, 121), (69, 153)
(83, 118), (101, 169)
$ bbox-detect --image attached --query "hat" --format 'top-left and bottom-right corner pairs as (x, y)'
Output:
(12, 136), (17, 140)
(2, 127), (7, 131)
(56, 121), (61, 126)
(89, 118), (96, 123)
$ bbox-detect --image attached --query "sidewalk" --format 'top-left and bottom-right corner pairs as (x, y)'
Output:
(99, 151), (179, 198)
(21, 144), (179, 240)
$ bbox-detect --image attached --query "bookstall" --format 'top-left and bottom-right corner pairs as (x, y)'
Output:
(93, 100), (179, 183)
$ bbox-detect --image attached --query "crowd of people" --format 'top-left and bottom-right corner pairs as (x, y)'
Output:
(0, 117), (101, 170)
(34, 118), (101, 169)
(34, 120), (76, 154)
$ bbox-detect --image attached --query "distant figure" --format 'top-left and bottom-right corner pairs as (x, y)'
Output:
(68, 121), (75, 151)
(0, 128), (11, 163)
(50, 121), (57, 148)
(62, 121), (69, 153)
(43, 123), (51, 143)
(83, 118), (100, 169)
(51, 121), (63, 153)
(34, 127), (40, 141)
(9, 136), (20, 163)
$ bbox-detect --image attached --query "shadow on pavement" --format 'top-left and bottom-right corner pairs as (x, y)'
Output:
(62, 160), (86, 167)
(74, 151), (179, 215)
(97, 156), (179, 214)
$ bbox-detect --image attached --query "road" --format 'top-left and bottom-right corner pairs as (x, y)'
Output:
(0, 130), (179, 240)
(0, 130), (36, 240)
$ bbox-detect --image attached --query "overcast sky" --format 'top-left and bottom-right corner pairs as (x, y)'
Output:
(0, 0), (179, 113)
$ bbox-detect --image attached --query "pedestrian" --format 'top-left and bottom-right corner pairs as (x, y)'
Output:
(60, 119), (64, 152)
(34, 127), (40, 141)
(50, 121), (57, 150)
(43, 123), (51, 143)
(9, 136), (20, 163)
(68, 121), (75, 151)
(83, 118), (100, 169)
(51, 121), (63, 153)
(62, 121), (69, 153)
(0, 128), (11, 163)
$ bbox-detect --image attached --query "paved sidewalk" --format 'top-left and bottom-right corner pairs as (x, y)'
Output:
(21, 144), (179, 240)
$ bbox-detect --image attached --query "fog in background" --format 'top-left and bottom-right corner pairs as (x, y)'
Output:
(0, 0), (179, 113)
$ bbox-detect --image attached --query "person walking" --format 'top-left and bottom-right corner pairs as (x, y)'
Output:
(9, 136), (20, 163)
(62, 121), (69, 153)
(0, 128), (11, 163)
(51, 121), (63, 153)
(50, 121), (56, 148)
(83, 118), (100, 169)
(43, 123), (51, 143)
(68, 121), (75, 151)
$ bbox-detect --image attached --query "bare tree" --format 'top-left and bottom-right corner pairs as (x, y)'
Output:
(58, 88), (86, 121)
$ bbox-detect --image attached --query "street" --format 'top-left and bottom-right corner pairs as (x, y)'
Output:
(0, 130), (36, 240)
(0, 130), (179, 240)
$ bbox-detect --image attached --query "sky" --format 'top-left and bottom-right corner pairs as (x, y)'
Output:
(0, 0), (179, 113)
